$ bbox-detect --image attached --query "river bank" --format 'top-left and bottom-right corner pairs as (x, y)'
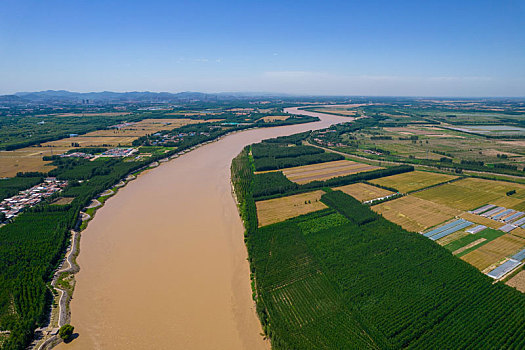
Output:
(50, 107), (348, 349)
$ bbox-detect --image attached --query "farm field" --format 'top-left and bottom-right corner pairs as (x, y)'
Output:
(51, 197), (75, 205)
(461, 234), (525, 271)
(53, 112), (131, 117)
(443, 228), (505, 256)
(370, 170), (458, 193)
(507, 271), (525, 293)
(232, 127), (525, 349)
(371, 195), (461, 232)
(282, 160), (380, 184)
(256, 190), (327, 227)
(1, 118), (212, 175)
(414, 177), (525, 211)
(383, 126), (464, 138)
(257, 115), (289, 122)
(0, 118), (204, 177)
(453, 238), (487, 255)
(333, 182), (393, 202)
(86, 118), (214, 137)
(510, 227), (525, 239)
(0, 147), (71, 177)
(435, 230), (470, 246)
(315, 107), (525, 174)
(44, 135), (139, 147)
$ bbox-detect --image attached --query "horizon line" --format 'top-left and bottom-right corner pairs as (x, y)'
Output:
(2, 89), (525, 100)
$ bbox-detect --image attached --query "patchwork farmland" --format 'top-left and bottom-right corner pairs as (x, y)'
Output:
(0, 117), (215, 177)
(251, 135), (525, 285)
(253, 146), (525, 282)
(84, 118), (211, 137)
(409, 180), (525, 280)
(229, 120), (525, 349)
(414, 177), (525, 210)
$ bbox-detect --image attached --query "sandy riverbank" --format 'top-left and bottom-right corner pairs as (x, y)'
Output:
(55, 107), (349, 349)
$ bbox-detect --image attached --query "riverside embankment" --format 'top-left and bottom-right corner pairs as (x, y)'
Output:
(55, 107), (350, 350)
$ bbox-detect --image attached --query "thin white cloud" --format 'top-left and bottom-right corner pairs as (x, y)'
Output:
(254, 71), (520, 96)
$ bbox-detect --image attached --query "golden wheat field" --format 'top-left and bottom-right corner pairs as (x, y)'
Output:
(414, 177), (525, 211)
(0, 147), (71, 177)
(282, 160), (380, 184)
(370, 170), (458, 193)
(372, 195), (461, 232)
(506, 270), (525, 292)
(333, 182), (393, 202)
(256, 190), (327, 227)
(461, 235), (525, 271)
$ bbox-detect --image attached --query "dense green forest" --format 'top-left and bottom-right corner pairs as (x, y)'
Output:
(253, 152), (343, 171)
(251, 143), (324, 159)
(251, 143), (344, 172)
(232, 139), (525, 349)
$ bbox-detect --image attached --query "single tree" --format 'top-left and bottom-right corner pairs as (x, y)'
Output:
(59, 324), (74, 342)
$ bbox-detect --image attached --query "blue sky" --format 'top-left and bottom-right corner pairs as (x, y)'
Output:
(1, 0), (524, 96)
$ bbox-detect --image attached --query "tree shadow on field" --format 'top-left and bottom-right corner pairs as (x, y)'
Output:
(63, 333), (79, 344)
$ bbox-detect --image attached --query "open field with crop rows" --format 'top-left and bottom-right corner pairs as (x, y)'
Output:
(256, 190), (327, 226)
(507, 271), (525, 292)
(461, 235), (525, 271)
(414, 178), (525, 211)
(85, 118), (210, 137)
(0, 147), (71, 177)
(333, 182), (393, 202)
(372, 195), (461, 232)
(370, 170), (458, 193)
(282, 160), (380, 184)
(443, 229), (505, 256)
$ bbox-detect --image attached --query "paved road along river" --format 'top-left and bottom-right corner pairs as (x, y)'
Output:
(56, 107), (350, 349)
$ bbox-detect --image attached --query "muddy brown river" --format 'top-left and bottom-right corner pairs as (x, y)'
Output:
(56, 107), (350, 349)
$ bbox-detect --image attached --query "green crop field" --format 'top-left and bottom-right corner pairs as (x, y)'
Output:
(414, 177), (525, 210)
(444, 228), (506, 257)
(370, 170), (458, 193)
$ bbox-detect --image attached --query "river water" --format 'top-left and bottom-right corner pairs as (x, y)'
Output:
(56, 107), (350, 349)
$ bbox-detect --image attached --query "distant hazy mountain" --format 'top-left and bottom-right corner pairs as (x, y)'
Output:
(0, 95), (25, 103)
(3, 90), (290, 104)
